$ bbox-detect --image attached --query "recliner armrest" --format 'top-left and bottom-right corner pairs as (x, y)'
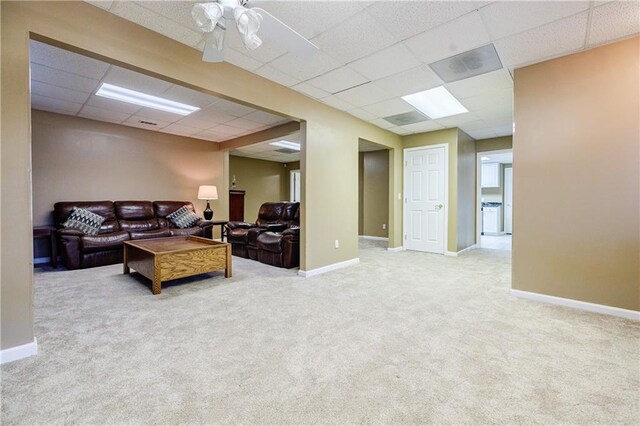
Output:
(262, 223), (287, 232)
(226, 221), (255, 230)
(57, 228), (86, 237)
(196, 219), (213, 228)
(282, 225), (300, 236)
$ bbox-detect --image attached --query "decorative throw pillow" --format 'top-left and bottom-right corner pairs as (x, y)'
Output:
(166, 206), (201, 229)
(62, 207), (105, 235)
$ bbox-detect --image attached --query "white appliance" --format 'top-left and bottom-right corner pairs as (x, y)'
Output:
(482, 203), (501, 235)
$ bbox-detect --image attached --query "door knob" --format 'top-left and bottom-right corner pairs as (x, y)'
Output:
(436, 204), (443, 209)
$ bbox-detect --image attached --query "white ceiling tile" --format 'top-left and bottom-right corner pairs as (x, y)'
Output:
(162, 123), (203, 137)
(267, 51), (341, 82)
(125, 115), (172, 130)
(193, 130), (223, 142)
(225, 26), (288, 63)
(186, 106), (237, 125)
(249, 1), (365, 39)
(348, 108), (377, 121)
(291, 82), (330, 99)
(225, 117), (265, 131)
(446, 68), (513, 100)
(320, 95), (356, 111)
(405, 11), (491, 65)
(466, 128), (498, 140)
(212, 99), (258, 117)
(208, 124), (246, 137)
(31, 81), (91, 104)
(103, 66), (173, 95)
(134, 107), (184, 124)
(587, 1), (640, 46)
(334, 83), (393, 108)
(368, 118), (395, 130)
(458, 120), (491, 133)
(133, 0), (196, 29)
(402, 121), (446, 133)
(84, 1), (114, 11)
(389, 127), (412, 136)
(434, 112), (483, 128)
(493, 125), (513, 137)
(29, 40), (110, 80)
(31, 94), (83, 115)
(307, 66), (369, 94)
(110, 1), (202, 47)
(373, 65), (443, 97)
(480, 1), (590, 41)
(367, 1), (490, 41)
(160, 85), (220, 108)
(254, 65), (301, 87)
(78, 105), (129, 123)
(242, 110), (288, 125)
(361, 98), (414, 118)
(494, 12), (589, 69)
(30, 63), (100, 94)
(173, 116), (218, 130)
(348, 43), (421, 81)
(312, 11), (397, 64)
(85, 94), (142, 114)
(223, 48), (264, 71)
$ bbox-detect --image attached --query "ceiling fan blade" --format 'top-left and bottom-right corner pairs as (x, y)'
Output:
(251, 7), (318, 59)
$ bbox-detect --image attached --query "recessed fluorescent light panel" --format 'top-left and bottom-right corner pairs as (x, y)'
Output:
(402, 86), (468, 119)
(269, 140), (300, 151)
(96, 83), (200, 116)
(429, 44), (503, 83)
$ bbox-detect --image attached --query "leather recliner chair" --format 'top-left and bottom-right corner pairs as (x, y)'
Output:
(256, 207), (300, 268)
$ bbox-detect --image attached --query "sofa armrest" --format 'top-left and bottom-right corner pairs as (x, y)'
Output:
(57, 231), (82, 269)
(262, 223), (287, 232)
(282, 225), (300, 236)
(57, 228), (86, 237)
(196, 220), (213, 239)
(226, 221), (255, 230)
(196, 219), (212, 228)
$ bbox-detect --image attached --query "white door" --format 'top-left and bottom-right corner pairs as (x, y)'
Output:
(504, 167), (513, 234)
(404, 146), (446, 254)
(290, 170), (300, 202)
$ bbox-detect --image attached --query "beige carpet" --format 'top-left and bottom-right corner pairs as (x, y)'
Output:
(1, 239), (638, 424)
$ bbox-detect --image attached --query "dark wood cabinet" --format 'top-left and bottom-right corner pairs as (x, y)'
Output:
(229, 190), (245, 221)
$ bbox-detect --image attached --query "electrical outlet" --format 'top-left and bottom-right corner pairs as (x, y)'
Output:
(334, 240), (339, 249)
(382, 224), (386, 230)
(398, 192), (402, 200)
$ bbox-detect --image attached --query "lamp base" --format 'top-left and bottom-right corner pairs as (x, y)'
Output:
(203, 200), (213, 220)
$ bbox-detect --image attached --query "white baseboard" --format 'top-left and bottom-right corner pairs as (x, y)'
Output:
(359, 235), (389, 241)
(387, 246), (404, 252)
(445, 244), (477, 257)
(511, 289), (640, 321)
(298, 258), (360, 278)
(0, 338), (38, 364)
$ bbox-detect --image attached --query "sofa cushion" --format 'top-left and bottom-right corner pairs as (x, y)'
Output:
(227, 228), (250, 244)
(129, 228), (172, 240)
(257, 231), (284, 253)
(81, 230), (129, 253)
(63, 207), (106, 235)
(169, 227), (203, 237)
(99, 220), (120, 234)
(114, 201), (154, 220)
(54, 201), (115, 226)
(153, 201), (196, 218)
(167, 206), (201, 229)
(119, 219), (160, 232)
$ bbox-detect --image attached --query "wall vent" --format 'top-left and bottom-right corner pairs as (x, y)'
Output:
(138, 120), (157, 126)
(429, 44), (503, 83)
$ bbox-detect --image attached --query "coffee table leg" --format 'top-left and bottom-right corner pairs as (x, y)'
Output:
(123, 245), (130, 274)
(152, 262), (162, 294)
(225, 245), (232, 278)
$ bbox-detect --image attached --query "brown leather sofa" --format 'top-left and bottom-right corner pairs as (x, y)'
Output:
(226, 202), (300, 268)
(54, 200), (212, 270)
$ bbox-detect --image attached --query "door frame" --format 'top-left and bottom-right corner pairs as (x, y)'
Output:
(403, 144), (449, 254)
(290, 169), (300, 202)
(476, 149), (512, 247)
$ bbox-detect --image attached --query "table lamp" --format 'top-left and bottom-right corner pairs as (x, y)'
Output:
(197, 185), (218, 220)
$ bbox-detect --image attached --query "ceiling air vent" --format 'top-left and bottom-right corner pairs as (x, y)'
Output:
(275, 148), (299, 154)
(383, 111), (429, 126)
(138, 120), (157, 126)
(429, 44), (503, 83)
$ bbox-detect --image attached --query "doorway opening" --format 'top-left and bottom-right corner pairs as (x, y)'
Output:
(358, 140), (390, 252)
(476, 149), (513, 251)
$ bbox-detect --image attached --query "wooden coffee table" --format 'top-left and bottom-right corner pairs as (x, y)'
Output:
(123, 236), (231, 294)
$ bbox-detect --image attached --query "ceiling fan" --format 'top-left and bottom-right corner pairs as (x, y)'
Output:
(192, 0), (318, 63)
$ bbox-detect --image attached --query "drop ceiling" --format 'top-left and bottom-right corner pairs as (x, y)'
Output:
(29, 40), (291, 142)
(85, 0), (639, 141)
(230, 131), (301, 163)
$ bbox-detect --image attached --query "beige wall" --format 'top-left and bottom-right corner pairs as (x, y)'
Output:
(360, 150), (390, 238)
(457, 130), (476, 251)
(513, 37), (639, 311)
(1, 1), (403, 350)
(32, 111), (227, 228)
(229, 155), (289, 220)
(476, 136), (513, 152)
(403, 128), (459, 253)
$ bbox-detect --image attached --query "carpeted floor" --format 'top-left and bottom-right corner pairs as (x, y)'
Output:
(1, 239), (638, 424)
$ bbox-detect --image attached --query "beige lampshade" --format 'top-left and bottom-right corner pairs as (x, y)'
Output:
(197, 185), (218, 200)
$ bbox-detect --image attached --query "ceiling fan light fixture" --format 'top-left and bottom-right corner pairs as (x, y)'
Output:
(234, 6), (263, 50)
(192, 2), (224, 32)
